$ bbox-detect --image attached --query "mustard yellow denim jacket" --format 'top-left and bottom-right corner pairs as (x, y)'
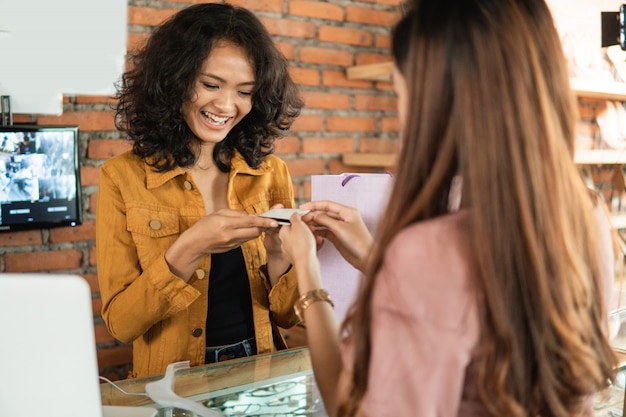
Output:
(96, 150), (300, 378)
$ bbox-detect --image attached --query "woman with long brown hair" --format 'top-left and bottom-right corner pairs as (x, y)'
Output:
(278, 0), (618, 415)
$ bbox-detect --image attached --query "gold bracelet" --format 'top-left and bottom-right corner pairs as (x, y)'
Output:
(294, 288), (334, 322)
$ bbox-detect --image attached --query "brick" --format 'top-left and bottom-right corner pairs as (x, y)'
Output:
(127, 32), (149, 54)
(381, 116), (401, 132)
(0, 230), (42, 247)
(355, 94), (397, 111)
(90, 245), (97, 266)
(328, 158), (352, 174)
(327, 116), (377, 132)
(329, 157), (386, 174)
(360, 0), (404, 5)
(162, 0), (205, 3)
(289, 1), (344, 21)
(291, 181), (303, 202)
(12, 114), (36, 124)
(82, 273), (100, 293)
(303, 137), (356, 154)
(5, 249), (83, 272)
(302, 91), (351, 110)
(88, 139), (132, 160)
(38, 111), (116, 132)
(285, 158), (325, 177)
(228, 0), (283, 13)
(355, 52), (393, 66)
(275, 136), (300, 154)
(128, 6), (176, 27)
(49, 220), (96, 243)
(301, 180), (312, 202)
(89, 193), (98, 215)
(346, 6), (400, 26)
(299, 47), (354, 66)
(290, 67), (320, 86)
(92, 297), (102, 317)
(81, 166), (100, 187)
(97, 345), (133, 368)
(94, 323), (116, 344)
(276, 42), (296, 60)
(319, 26), (371, 47)
(74, 96), (117, 105)
(359, 137), (401, 153)
(323, 70), (373, 89)
(375, 33), (392, 49)
(374, 81), (395, 91)
(259, 17), (316, 39)
(290, 114), (324, 132)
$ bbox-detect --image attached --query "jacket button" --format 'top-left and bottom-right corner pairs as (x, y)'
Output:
(192, 328), (203, 337)
(149, 219), (162, 230)
(195, 269), (206, 280)
(184, 180), (193, 190)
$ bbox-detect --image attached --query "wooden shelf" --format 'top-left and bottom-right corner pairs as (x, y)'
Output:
(574, 149), (626, 165)
(342, 152), (396, 167)
(345, 62), (393, 81)
(570, 78), (626, 101)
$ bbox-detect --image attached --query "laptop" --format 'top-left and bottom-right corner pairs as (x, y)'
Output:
(0, 273), (156, 417)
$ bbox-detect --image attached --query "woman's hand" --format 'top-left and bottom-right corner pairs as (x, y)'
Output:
(263, 204), (293, 285)
(300, 200), (373, 273)
(165, 208), (279, 281)
(278, 213), (323, 292)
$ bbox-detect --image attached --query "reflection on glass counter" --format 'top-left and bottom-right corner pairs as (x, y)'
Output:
(100, 348), (327, 416)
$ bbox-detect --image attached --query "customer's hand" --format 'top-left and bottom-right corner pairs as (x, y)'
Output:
(263, 204), (294, 285)
(277, 213), (318, 265)
(278, 213), (322, 292)
(299, 201), (373, 273)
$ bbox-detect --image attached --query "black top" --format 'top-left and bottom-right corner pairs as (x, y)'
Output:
(205, 246), (255, 346)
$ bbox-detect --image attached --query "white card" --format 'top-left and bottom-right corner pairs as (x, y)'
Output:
(259, 208), (310, 225)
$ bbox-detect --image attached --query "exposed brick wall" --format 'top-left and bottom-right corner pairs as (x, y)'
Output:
(3, 0), (613, 380)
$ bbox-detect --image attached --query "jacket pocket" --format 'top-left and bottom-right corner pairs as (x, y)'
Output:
(126, 204), (180, 259)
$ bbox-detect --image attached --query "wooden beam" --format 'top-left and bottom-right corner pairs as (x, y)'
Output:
(342, 152), (397, 167)
(570, 77), (626, 101)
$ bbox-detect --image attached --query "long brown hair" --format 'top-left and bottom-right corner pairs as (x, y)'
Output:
(340, 0), (617, 415)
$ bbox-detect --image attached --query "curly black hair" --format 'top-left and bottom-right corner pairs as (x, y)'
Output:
(114, 3), (303, 172)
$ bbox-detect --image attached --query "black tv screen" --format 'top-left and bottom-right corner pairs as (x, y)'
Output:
(0, 125), (82, 232)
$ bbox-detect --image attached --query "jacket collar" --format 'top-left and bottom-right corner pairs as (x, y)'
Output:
(143, 150), (272, 190)
(230, 150), (272, 176)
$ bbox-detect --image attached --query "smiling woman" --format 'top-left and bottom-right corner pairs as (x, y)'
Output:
(96, 3), (304, 379)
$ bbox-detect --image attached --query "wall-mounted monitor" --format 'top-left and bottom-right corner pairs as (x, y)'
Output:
(0, 125), (82, 232)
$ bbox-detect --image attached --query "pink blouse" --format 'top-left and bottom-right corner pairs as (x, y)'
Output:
(345, 205), (614, 416)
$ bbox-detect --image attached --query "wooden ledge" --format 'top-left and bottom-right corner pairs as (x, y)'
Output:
(342, 152), (397, 167)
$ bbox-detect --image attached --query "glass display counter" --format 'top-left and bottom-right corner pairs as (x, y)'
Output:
(100, 344), (626, 416)
(100, 347), (328, 416)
